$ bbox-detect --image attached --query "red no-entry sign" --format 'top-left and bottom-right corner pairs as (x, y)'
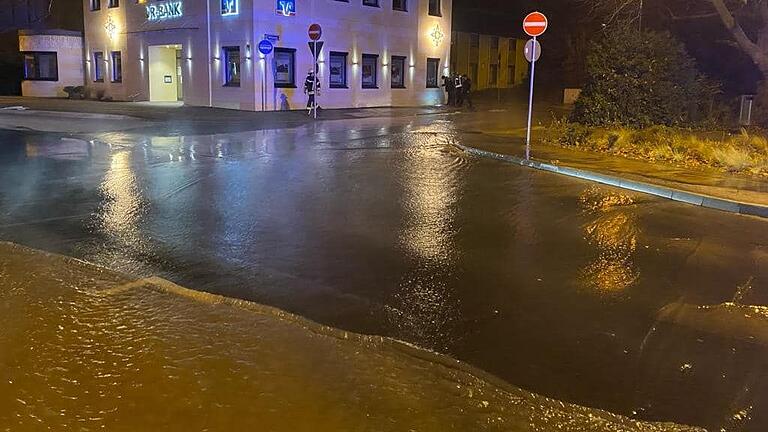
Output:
(308, 23), (322, 41)
(523, 12), (548, 37)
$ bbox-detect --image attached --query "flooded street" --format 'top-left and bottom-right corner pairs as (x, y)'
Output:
(2, 112), (768, 430)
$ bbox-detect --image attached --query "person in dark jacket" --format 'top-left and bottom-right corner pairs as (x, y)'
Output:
(304, 69), (321, 116)
(453, 74), (464, 107)
(461, 74), (474, 110)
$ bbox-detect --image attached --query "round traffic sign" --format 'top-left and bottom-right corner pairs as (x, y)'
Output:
(524, 39), (541, 62)
(308, 23), (322, 41)
(523, 11), (548, 37)
(258, 39), (274, 55)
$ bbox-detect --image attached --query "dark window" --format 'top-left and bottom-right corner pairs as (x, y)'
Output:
(507, 65), (514, 85)
(111, 51), (122, 82)
(363, 0), (378, 6)
(489, 64), (498, 87)
(274, 47), (296, 88)
(470, 33), (479, 48)
(391, 56), (405, 88)
(362, 54), (378, 89)
(490, 37), (499, 51)
(223, 46), (240, 87)
(221, 0), (237, 15)
(393, 0), (406, 11)
(108, 0), (118, 7)
(22, 52), (58, 81)
(93, 52), (104, 82)
(90, 0), (100, 10)
(426, 58), (439, 88)
(329, 51), (347, 88)
(470, 62), (478, 84)
(428, 0), (440, 16)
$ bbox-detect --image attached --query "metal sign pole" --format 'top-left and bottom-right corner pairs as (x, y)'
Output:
(525, 36), (537, 161)
(313, 42), (318, 119)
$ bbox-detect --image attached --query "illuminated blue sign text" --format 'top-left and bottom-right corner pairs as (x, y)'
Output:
(147, 1), (183, 21)
(276, 0), (295, 16)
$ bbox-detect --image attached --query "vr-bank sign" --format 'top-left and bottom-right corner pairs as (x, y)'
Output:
(147, 1), (183, 21)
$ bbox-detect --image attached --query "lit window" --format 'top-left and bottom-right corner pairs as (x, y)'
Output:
(111, 51), (122, 82)
(362, 54), (378, 89)
(426, 58), (439, 88)
(393, 0), (406, 11)
(22, 52), (58, 81)
(391, 56), (406, 88)
(108, 0), (118, 8)
(274, 47), (296, 88)
(363, 0), (378, 6)
(223, 46), (240, 87)
(93, 52), (104, 82)
(329, 51), (347, 88)
(428, 0), (440, 16)
(221, 0), (237, 15)
(90, 0), (100, 10)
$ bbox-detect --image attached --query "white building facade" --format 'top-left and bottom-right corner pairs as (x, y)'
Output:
(82, 0), (452, 110)
(19, 30), (85, 98)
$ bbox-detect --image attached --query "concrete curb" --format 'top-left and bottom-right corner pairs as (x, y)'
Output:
(453, 142), (768, 219)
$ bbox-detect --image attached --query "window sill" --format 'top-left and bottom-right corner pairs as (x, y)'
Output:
(94, 79), (104, 83)
(393, 8), (407, 12)
(362, 86), (379, 89)
(274, 84), (297, 89)
(329, 85), (348, 89)
(111, 80), (122, 83)
(391, 85), (406, 89)
(428, 12), (442, 17)
(426, 85), (440, 89)
(23, 78), (59, 82)
(223, 83), (241, 88)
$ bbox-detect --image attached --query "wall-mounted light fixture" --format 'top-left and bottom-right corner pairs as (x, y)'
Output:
(104, 16), (118, 40)
(430, 24), (444, 47)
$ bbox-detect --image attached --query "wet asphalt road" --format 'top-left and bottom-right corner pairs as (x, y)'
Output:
(2, 112), (768, 430)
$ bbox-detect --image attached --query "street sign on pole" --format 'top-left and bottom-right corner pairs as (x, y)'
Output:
(258, 40), (273, 112)
(523, 11), (548, 37)
(524, 39), (541, 62)
(307, 27), (324, 120)
(307, 41), (324, 56)
(522, 12), (547, 161)
(308, 23), (322, 41)
(258, 39), (274, 55)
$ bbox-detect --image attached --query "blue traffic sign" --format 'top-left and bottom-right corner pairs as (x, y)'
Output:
(258, 39), (274, 55)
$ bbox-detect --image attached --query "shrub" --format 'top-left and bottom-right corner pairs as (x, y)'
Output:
(572, 28), (716, 128)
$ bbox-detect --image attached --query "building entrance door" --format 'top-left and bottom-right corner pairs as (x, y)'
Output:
(148, 44), (183, 102)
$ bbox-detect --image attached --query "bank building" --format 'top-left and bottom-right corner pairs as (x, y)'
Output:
(58, 0), (452, 110)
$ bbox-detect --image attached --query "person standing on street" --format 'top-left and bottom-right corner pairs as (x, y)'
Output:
(442, 74), (454, 107)
(304, 69), (320, 116)
(462, 74), (474, 110)
(453, 73), (464, 107)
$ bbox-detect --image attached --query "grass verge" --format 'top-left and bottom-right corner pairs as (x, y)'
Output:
(542, 120), (768, 177)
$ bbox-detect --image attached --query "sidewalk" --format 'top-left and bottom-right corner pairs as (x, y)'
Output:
(457, 134), (768, 218)
(0, 96), (446, 134)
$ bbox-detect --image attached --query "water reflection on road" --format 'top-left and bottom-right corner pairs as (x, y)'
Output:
(1, 113), (768, 430)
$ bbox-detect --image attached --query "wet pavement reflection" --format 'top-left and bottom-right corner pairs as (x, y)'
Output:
(1, 113), (768, 430)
